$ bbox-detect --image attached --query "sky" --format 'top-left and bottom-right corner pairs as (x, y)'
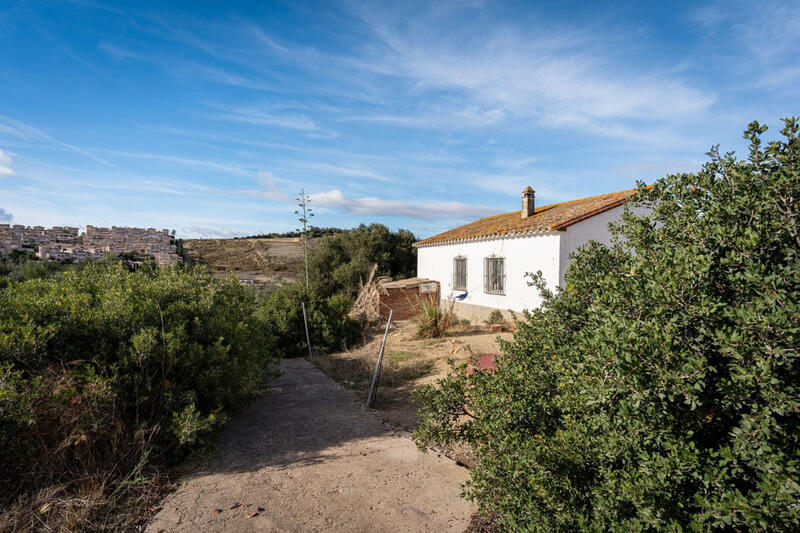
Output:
(0, 0), (798, 238)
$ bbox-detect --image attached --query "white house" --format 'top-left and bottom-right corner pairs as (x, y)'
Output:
(414, 187), (637, 320)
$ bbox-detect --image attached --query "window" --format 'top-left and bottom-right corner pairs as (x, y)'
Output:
(484, 257), (505, 295)
(453, 257), (467, 290)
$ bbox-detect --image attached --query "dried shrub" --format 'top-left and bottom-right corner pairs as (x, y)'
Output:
(415, 301), (456, 339)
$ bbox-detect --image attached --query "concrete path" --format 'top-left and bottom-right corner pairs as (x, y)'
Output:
(146, 359), (473, 532)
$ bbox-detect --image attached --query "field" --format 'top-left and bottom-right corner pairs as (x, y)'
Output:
(181, 237), (314, 283)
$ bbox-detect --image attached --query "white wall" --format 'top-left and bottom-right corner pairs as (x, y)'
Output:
(417, 232), (561, 314)
(557, 204), (626, 285)
(417, 204), (640, 316)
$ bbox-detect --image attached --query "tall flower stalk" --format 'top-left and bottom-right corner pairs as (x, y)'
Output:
(295, 188), (313, 288)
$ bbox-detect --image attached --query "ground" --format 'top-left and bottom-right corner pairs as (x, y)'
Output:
(146, 358), (474, 533)
(312, 320), (513, 430)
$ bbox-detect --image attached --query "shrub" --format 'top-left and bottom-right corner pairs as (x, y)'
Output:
(415, 301), (456, 338)
(0, 260), (276, 530)
(487, 309), (504, 324)
(414, 119), (800, 530)
(257, 283), (362, 358)
(0, 249), (71, 288)
(307, 223), (417, 298)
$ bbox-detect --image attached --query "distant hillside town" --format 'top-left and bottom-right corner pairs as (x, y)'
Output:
(0, 224), (180, 265)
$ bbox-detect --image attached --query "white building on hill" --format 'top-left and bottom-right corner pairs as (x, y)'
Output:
(414, 187), (638, 321)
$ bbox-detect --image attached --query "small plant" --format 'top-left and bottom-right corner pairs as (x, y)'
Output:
(415, 301), (456, 339)
(487, 309), (504, 324)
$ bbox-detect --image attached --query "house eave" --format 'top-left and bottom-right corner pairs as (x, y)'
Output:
(413, 228), (560, 248)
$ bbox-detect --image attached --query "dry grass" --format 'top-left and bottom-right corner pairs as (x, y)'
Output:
(0, 371), (178, 532)
(311, 349), (434, 390)
(0, 463), (174, 532)
(182, 237), (310, 282)
(311, 320), (513, 428)
(465, 511), (502, 532)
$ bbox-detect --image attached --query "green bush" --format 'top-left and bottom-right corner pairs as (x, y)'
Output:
(0, 249), (71, 288)
(307, 223), (417, 298)
(257, 283), (362, 358)
(0, 260), (276, 527)
(414, 119), (800, 531)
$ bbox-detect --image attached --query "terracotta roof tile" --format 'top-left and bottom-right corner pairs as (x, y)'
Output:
(414, 188), (637, 247)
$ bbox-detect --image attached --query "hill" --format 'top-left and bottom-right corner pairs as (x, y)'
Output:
(182, 237), (313, 283)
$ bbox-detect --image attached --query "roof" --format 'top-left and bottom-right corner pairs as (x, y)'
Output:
(379, 277), (437, 289)
(414, 188), (637, 247)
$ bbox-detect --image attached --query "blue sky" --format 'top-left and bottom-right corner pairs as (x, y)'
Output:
(0, 0), (798, 238)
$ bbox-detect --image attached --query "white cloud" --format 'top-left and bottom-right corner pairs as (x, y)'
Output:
(93, 148), (254, 175)
(202, 102), (320, 131)
(295, 161), (392, 182)
(0, 115), (116, 167)
(99, 40), (277, 91)
(311, 189), (498, 221)
(241, 171), (294, 202)
(98, 42), (148, 61)
(0, 149), (15, 177)
(614, 158), (704, 180)
(347, 4), (715, 135)
(176, 61), (275, 91)
(344, 104), (507, 129)
(0, 207), (12, 222)
(180, 226), (247, 239)
(688, 0), (800, 88)
(470, 176), (577, 203)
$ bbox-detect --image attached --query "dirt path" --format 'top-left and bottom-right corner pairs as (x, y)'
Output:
(146, 359), (473, 532)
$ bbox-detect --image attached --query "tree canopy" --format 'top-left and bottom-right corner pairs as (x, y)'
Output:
(308, 223), (417, 298)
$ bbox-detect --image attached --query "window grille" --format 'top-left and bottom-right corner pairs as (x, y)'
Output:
(453, 257), (467, 290)
(484, 257), (505, 295)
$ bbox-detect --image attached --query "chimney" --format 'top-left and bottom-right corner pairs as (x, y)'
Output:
(521, 186), (535, 218)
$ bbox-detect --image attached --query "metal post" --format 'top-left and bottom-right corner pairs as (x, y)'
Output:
(367, 309), (393, 408)
(301, 301), (313, 360)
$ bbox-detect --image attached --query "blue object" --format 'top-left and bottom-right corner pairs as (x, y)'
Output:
(455, 291), (469, 301)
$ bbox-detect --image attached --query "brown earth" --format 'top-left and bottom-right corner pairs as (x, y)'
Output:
(146, 358), (474, 533)
(181, 237), (313, 283)
(312, 320), (513, 430)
